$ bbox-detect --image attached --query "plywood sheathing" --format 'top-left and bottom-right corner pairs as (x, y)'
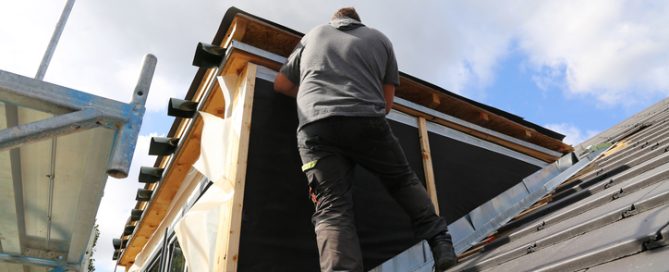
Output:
(222, 15), (301, 57)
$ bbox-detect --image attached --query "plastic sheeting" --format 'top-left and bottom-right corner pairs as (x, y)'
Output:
(173, 183), (231, 272)
(193, 112), (234, 183)
(175, 108), (241, 271)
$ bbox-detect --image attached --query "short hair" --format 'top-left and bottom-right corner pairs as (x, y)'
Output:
(332, 7), (361, 22)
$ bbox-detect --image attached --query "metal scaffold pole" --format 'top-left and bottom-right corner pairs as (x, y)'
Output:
(32, 0), (76, 258)
(35, 0), (76, 81)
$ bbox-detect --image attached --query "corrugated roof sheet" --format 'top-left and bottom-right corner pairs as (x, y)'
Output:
(451, 97), (669, 271)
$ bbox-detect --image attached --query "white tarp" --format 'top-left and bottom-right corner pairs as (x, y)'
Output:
(173, 182), (233, 272)
(175, 110), (240, 271)
(173, 68), (254, 272)
(193, 112), (234, 182)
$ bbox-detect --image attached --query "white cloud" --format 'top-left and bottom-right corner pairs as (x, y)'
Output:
(7, 0), (667, 109)
(544, 123), (599, 145)
(94, 133), (162, 272)
(517, 0), (669, 106)
(393, 0), (669, 106)
(0, 1), (200, 113)
(0, 0), (64, 77)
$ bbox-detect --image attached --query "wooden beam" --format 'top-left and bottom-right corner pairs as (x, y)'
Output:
(418, 117), (440, 215)
(221, 46), (282, 76)
(393, 103), (560, 163)
(213, 63), (257, 272)
(222, 16), (249, 49)
(395, 76), (573, 154)
(479, 112), (490, 122)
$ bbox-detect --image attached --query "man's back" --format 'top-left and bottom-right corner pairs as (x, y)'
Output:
(280, 17), (399, 128)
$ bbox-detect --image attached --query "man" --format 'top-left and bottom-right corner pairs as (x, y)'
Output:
(274, 7), (457, 271)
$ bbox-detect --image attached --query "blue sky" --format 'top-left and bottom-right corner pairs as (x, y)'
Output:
(481, 47), (642, 143)
(1, 0), (668, 271)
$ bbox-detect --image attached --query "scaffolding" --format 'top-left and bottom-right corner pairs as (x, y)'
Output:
(0, 0), (156, 271)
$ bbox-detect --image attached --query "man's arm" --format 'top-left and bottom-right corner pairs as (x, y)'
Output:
(383, 83), (395, 114)
(274, 72), (298, 97)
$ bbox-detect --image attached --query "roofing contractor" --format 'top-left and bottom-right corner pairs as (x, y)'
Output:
(274, 7), (458, 271)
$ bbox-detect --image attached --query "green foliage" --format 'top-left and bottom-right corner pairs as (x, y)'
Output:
(88, 224), (100, 272)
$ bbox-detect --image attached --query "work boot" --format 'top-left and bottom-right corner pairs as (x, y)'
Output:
(428, 232), (457, 271)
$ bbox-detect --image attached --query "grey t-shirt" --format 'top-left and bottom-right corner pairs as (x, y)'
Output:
(280, 17), (400, 129)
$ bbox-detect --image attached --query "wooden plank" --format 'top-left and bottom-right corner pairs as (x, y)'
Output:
(212, 63), (257, 272)
(222, 17), (249, 48)
(479, 112), (490, 122)
(235, 14), (301, 56)
(428, 93), (441, 108)
(418, 117), (440, 215)
(221, 14), (301, 57)
(221, 46), (282, 76)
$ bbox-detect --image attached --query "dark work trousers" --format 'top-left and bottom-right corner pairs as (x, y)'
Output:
(297, 116), (448, 272)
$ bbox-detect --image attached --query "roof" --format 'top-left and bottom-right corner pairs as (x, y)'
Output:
(450, 96), (669, 271)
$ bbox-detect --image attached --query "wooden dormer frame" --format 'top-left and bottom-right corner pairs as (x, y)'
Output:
(117, 8), (573, 269)
(217, 10), (572, 157)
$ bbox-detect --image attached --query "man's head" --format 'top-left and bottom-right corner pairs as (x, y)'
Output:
(332, 7), (361, 22)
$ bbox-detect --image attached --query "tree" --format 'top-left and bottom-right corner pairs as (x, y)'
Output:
(88, 224), (100, 272)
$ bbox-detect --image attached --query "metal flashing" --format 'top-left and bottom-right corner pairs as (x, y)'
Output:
(255, 65), (278, 82)
(227, 40), (287, 65)
(451, 146), (606, 254)
(387, 110), (419, 127)
(370, 241), (435, 272)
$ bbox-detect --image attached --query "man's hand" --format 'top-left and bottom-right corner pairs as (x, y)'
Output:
(383, 83), (395, 114)
(274, 73), (298, 97)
